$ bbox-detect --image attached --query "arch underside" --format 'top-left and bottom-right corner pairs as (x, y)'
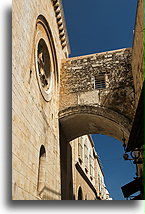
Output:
(59, 105), (132, 143)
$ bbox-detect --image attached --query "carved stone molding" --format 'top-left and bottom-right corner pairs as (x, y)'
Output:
(51, 0), (70, 53)
(34, 15), (58, 101)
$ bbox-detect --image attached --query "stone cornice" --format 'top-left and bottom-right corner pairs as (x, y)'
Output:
(51, 0), (70, 53)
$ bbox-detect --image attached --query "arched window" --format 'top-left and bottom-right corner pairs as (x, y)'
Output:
(78, 186), (83, 200)
(37, 145), (46, 195)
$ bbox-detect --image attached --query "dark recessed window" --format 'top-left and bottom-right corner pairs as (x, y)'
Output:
(37, 145), (46, 197)
(78, 186), (83, 200)
(95, 75), (106, 89)
(78, 142), (83, 164)
(37, 38), (51, 90)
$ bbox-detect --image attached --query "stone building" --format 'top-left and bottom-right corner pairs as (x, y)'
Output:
(12, 0), (69, 200)
(12, 0), (143, 200)
(121, 0), (144, 200)
(69, 135), (112, 200)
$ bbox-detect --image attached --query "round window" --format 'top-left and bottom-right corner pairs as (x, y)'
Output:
(35, 16), (58, 102)
(37, 38), (52, 94)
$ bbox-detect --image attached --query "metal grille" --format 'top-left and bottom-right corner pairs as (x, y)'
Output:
(95, 75), (106, 89)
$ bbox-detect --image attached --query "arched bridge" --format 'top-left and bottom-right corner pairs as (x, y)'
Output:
(59, 48), (135, 143)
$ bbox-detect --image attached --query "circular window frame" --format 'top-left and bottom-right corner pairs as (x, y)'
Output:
(34, 16), (58, 102)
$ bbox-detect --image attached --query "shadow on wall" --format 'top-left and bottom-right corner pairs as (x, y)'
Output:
(59, 126), (75, 200)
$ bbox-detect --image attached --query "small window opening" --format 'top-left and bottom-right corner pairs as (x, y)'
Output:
(94, 75), (106, 89)
(78, 186), (83, 200)
(37, 145), (46, 196)
(84, 144), (88, 170)
(78, 142), (83, 164)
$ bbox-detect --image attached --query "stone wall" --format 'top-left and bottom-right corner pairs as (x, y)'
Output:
(75, 170), (96, 200)
(12, 0), (141, 200)
(60, 48), (135, 121)
(12, 0), (68, 200)
(59, 48), (135, 144)
(69, 136), (105, 200)
(131, 0), (144, 106)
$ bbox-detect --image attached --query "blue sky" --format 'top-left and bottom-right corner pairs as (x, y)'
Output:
(62, 0), (138, 200)
(92, 134), (137, 200)
(62, 0), (137, 57)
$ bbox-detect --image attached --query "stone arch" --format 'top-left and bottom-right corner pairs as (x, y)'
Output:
(59, 104), (132, 199)
(59, 104), (131, 144)
(59, 49), (135, 200)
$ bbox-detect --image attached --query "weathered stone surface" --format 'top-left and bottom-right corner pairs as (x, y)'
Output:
(131, 0), (144, 107)
(60, 48), (135, 121)
(12, 0), (143, 200)
(59, 48), (135, 143)
(59, 105), (131, 143)
(12, 0), (68, 200)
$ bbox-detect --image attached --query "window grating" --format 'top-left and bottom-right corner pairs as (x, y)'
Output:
(95, 75), (106, 89)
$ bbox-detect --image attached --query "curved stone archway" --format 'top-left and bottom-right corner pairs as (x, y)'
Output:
(59, 48), (135, 144)
(59, 104), (131, 144)
(59, 104), (132, 200)
(59, 48), (137, 200)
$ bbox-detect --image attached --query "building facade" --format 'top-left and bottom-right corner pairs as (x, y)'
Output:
(121, 0), (144, 200)
(12, 0), (143, 200)
(12, 0), (69, 200)
(69, 135), (112, 200)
